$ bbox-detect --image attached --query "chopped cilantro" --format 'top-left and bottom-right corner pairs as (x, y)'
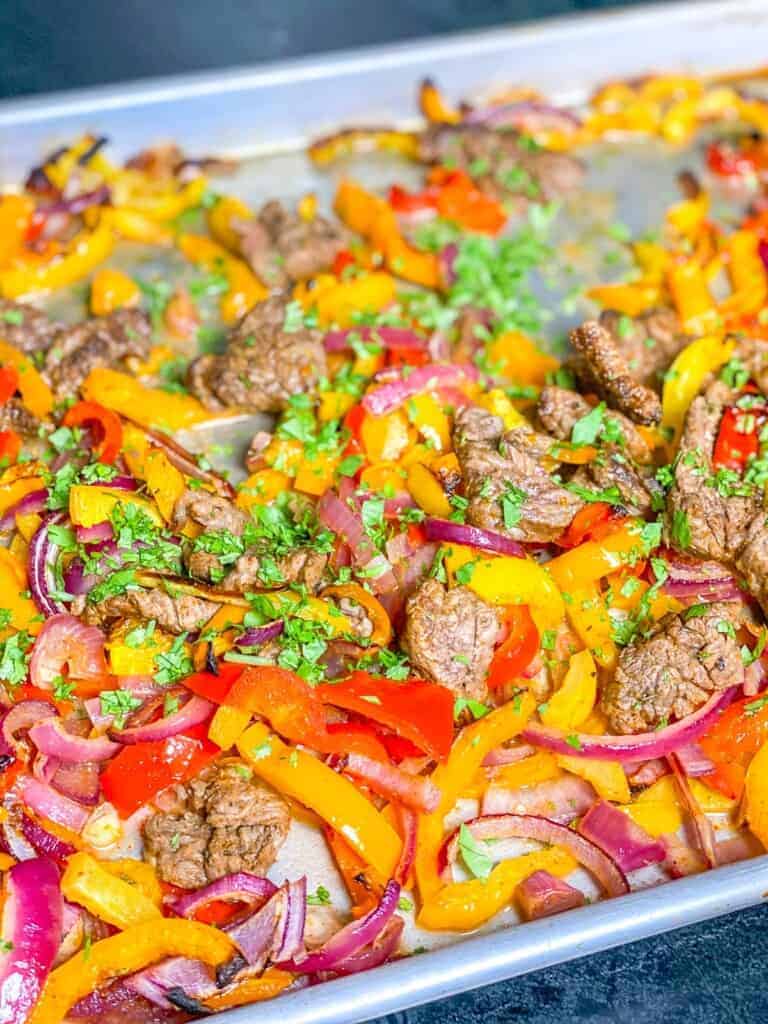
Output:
(154, 634), (193, 686)
(99, 689), (142, 729)
(458, 823), (493, 879)
(670, 508), (691, 550)
(453, 698), (490, 721)
(306, 885), (332, 906)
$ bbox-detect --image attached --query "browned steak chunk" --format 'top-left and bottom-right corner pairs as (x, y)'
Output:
(238, 200), (344, 289)
(187, 295), (327, 413)
(84, 589), (218, 635)
(570, 320), (662, 425)
(404, 578), (499, 702)
(0, 399), (40, 438)
(453, 405), (583, 543)
(602, 602), (744, 733)
(0, 299), (63, 355)
(538, 385), (652, 464)
(43, 309), (151, 399)
(143, 762), (290, 889)
(597, 308), (687, 390)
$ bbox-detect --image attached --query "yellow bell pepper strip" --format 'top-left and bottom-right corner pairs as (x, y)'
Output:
(418, 847), (578, 931)
(294, 450), (340, 497)
(744, 740), (768, 850)
(540, 649), (597, 731)
(61, 852), (161, 931)
(178, 233), (268, 323)
(100, 858), (163, 906)
(666, 192), (710, 239)
(28, 918), (235, 1024)
(207, 194), (254, 253)
(444, 545), (565, 632)
(237, 723), (402, 878)
(0, 548), (41, 634)
(416, 692), (536, 900)
(562, 584), (617, 670)
(82, 367), (213, 431)
(209, 703), (252, 749)
(0, 340), (54, 418)
(309, 270), (398, 328)
(0, 218), (114, 299)
(485, 331), (559, 388)
(144, 448), (186, 522)
(106, 622), (175, 675)
(418, 77), (462, 124)
(89, 268), (140, 316)
(203, 969), (295, 1010)
(489, 751), (561, 791)
(586, 281), (661, 317)
(97, 207), (172, 246)
(360, 408), (412, 462)
(476, 388), (530, 431)
(556, 754), (630, 803)
(667, 259), (721, 334)
(119, 175), (207, 222)
(406, 462), (452, 517)
(547, 520), (647, 592)
(661, 335), (734, 440)
(236, 468), (290, 510)
(321, 583), (392, 646)
(310, 128), (419, 166)
(406, 392), (451, 450)
(0, 473), (45, 516)
(0, 193), (34, 266)
(68, 484), (163, 528)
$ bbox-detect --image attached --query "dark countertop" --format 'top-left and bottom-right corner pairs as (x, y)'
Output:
(2, 2), (767, 1022)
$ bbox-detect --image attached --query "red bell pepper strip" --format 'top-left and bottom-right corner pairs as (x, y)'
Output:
(332, 249), (357, 277)
(100, 723), (218, 817)
(316, 671), (455, 761)
(63, 399), (123, 464)
(182, 663), (244, 705)
(487, 605), (539, 690)
(0, 366), (20, 406)
(712, 405), (763, 471)
(0, 430), (21, 465)
(707, 140), (763, 179)
(558, 502), (615, 548)
(699, 691), (768, 800)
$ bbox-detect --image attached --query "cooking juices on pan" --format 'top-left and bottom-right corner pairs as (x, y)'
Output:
(0, 72), (766, 1022)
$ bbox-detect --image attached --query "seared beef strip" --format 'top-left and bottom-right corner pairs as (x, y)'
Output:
(187, 294), (327, 413)
(453, 405), (583, 543)
(418, 124), (584, 201)
(538, 385), (652, 464)
(43, 309), (152, 399)
(84, 589), (218, 635)
(237, 200), (344, 289)
(143, 762), (290, 889)
(0, 400), (40, 438)
(602, 602), (743, 733)
(404, 578), (499, 702)
(594, 308), (687, 390)
(0, 299), (63, 355)
(570, 320), (662, 425)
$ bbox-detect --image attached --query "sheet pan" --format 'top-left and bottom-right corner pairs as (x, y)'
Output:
(1, 2), (768, 1020)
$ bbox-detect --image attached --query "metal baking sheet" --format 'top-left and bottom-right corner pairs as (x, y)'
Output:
(2, 2), (768, 1020)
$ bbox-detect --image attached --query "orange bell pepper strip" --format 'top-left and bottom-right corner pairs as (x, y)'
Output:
(667, 259), (721, 334)
(744, 739), (768, 850)
(418, 77), (462, 124)
(699, 692), (768, 800)
(0, 218), (115, 299)
(309, 128), (419, 166)
(0, 548), (42, 633)
(202, 969), (295, 1011)
(315, 671), (455, 762)
(177, 233), (268, 323)
(207, 194), (254, 253)
(237, 722), (402, 877)
(586, 281), (661, 317)
(89, 268), (140, 316)
(324, 824), (383, 916)
(321, 583), (392, 646)
(61, 852), (161, 931)
(81, 367), (212, 431)
(0, 430), (21, 466)
(0, 194), (34, 267)
(62, 400), (123, 464)
(415, 691), (536, 901)
(547, 519), (648, 592)
(0, 340), (53, 418)
(28, 919), (235, 1024)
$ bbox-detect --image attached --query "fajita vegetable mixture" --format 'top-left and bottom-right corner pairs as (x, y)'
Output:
(0, 72), (767, 1022)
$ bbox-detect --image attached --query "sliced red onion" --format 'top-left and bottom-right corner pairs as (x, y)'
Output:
(109, 695), (213, 744)
(0, 857), (62, 1021)
(444, 814), (628, 897)
(43, 184), (110, 217)
(317, 488), (377, 566)
(225, 886), (285, 970)
(744, 657), (766, 697)
(29, 613), (109, 689)
(29, 717), (120, 763)
(279, 879), (401, 974)
(515, 869), (586, 921)
(481, 774), (597, 824)
(271, 876), (307, 964)
(522, 687), (739, 763)
(28, 513), (69, 616)
(662, 577), (744, 603)
(578, 800), (666, 872)
(319, 914), (404, 978)
(18, 776), (90, 833)
(627, 758), (669, 787)
(18, 810), (77, 861)
(3, 700), (56, 756)
(75, 521), (114, 544)
(324, 326), (428, 353)
(377, 540), (437, 621)
(464, 100), (581, 133)
(362, 363), (478, 417)
(668, 754), (718, 869)
(94, 474), (138, 491)
(424, 517), (525, 558)
(49, 760), (101, 806)
(394, 805), (418, 886)
(483, 743), (536, 767)
(69, 979), (185, 1023)
(0, 488), (48, 533)
(236, 620), (284, 647)
(674, 743), (715, 778)
(438, 243), (458, 288)
(342, 754), (440, 813)
(170, 872), (277, 918)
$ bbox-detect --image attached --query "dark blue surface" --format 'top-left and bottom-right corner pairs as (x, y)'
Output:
(2, 2), (766, 1021)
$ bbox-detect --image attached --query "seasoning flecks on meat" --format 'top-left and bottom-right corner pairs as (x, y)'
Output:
(84, 589), (218, 635)
(418, 124), (584, 202)
(43, 308), (152, 399)
(602, 602), (744, 733)
(143, 762), (290, 889)
(569, 319), (662, 425)
(597, 308), (687, 390)
(0, 399), (40, 438)
(0, 299), (63, 355)
(404, 577), (500, 702)
(453, 405), (583, 543)
(237, 200), (344, 289)
(538, 385), (652, 464)
(187, 294), (327, 414)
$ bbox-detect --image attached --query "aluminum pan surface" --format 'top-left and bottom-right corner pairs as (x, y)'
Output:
(1, 2), (768, 1020)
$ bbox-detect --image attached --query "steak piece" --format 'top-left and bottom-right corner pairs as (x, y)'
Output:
(404, 577), (500, 702)
(418, 124), (585, 201)
(0, 299), (63, 355)
(187, 295), (326, 413)
(596, 308), (688, 391)
(43, 309), (152, 399)
(570, 320), (662, 425)
(84, 588), (218, 635)
(602, 602), (744, 733)
(453, 405), (583, 543)
(0, 399), (40, 438)
(538, 385), (652, 464)
(237, 199), (344, 289)
(143, 762), (290, 889)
